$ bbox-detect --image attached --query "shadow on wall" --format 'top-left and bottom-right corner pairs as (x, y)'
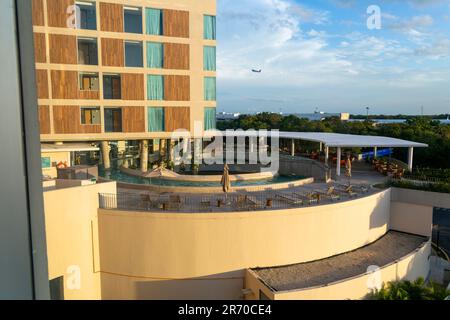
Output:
(369, 190), (391, 232)
(101, 270), (246, 300)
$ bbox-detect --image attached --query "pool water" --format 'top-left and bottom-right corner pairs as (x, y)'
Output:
(99, 168), (304, 187)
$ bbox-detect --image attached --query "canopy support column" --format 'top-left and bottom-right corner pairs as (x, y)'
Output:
(374, 147), (378, 159)
(408, 147), (414, 172)
(325, 146), (329, 166)
(291, 139), (295, 157)
(336, 147), (341, 176)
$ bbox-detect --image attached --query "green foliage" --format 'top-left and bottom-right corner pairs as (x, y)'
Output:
(218, 114), (450, 169)
(389, 180), (450, 194)
(368, 278), (450, 300)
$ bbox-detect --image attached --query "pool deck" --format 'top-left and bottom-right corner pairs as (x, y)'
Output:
(110, 167), (389, 213)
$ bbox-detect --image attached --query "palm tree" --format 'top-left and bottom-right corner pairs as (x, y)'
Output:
(368, 277), (450, 300)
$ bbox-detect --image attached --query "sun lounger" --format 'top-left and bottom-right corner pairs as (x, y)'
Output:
(314, 187), (340, 201)
(293, 192), (319, 205)
(275, 193), (304, 206)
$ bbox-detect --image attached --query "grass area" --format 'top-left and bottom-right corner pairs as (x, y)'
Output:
(389, 179), (450, 194)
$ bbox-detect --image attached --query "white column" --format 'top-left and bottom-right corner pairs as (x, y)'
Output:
(320, 142), (323, 152)
(291, 139), (295, 157)
(325, 146), (329, 165)
(336, 147), (341, 176)
(374, 146), (378, 159)
(408, 147), (414, 172)
(101, 141), (110, 170)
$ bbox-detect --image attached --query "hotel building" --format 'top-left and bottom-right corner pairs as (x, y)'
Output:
(32, 0), (217, 173)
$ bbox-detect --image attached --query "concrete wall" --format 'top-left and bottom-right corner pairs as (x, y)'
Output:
(390, 188), (450, 237)
(97, 190), (391, 299)
(245, 241), (431, 300)
(43, 182), (116, 300)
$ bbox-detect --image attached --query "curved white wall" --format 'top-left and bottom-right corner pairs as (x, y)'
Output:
(97, 190), (391, 299)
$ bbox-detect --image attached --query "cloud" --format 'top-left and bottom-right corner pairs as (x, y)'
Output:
(415, 39), (450, 58)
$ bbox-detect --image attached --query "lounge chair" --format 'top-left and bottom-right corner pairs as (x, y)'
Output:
(275, 193), (304, 206)
(293, 192), (319, 205)
(334, 185), (358, 198)
(168, 195), (182, 210)
(314, 186), (340, 201)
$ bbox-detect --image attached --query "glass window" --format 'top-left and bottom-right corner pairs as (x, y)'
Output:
(204, 107), (217, 131)
(204, 15), (216, 40)
(81, 107), (101, 125)
(77, 38), (98, 65)
(103, 74), (121, 99)
(147, 75), (164, 100)
(124, 7), (142, 34)
(76, 1), (96, 30)
(148, 107), (165, 132)
(125, 41), (143, 67)
(204, 77), (216, 101)
(146, 8), (163, 35)
(147, 42), (163, 68)
(104, 108), (122, 133)
(204, 46), (216, 71)
(41, 157), (51, 169)
(78, 72), (99, 91)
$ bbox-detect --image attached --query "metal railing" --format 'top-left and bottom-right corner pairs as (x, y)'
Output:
(99, 185), (373, 213)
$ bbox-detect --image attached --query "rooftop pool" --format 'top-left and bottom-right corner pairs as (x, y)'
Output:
(99, 168), (304, 187)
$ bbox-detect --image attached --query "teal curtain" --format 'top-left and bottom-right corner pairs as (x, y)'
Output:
(204, 108), (216, 131)
(147, 42), (163, 68)
(204, 77), (216, 101)
(204, 15), (216, 40)
(203, 46), (216, 71)
(146, 8), (163, 35)
(148, 75), (164, 100)
(148, 107), (165, 132)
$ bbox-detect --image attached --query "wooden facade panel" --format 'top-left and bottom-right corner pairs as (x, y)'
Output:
(47, 0), (74, 28)
(121, 73), (144, 100)
(122, 107), (145, 133)
(32, 0), (45, 26)
(101, 38), (124, 67)
(164, 75), (190, 101)
(164, 43), (190, 70)
(165, 107), (190, 132)
(35, 69), (49, 99)
(100, 2), (124, 32)
(51, 70), (78, 99)
(49, 34), (77, 64)
(53, 106), (101, 134)
(38, 106), (51, 134)
(34, 33), (47, 63)
(78, 90), (100, 100)
(163, 10), (190, 38)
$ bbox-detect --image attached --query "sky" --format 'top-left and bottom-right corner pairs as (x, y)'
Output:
(216, 0), (450, 115)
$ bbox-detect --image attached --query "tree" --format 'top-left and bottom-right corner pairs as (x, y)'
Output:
(368, 278), (450, 300)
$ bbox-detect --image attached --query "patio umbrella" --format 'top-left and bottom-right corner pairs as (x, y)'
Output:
(221, 164), (232, 204)
(345, 154), (352, 185)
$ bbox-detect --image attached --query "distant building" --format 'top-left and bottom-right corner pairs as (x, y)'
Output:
(295, 112), (350, 121)
(217, 112), (241, 120)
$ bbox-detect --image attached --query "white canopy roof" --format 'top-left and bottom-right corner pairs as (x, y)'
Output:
(202, 131), (428, 148)
(276, 132), (428, 148)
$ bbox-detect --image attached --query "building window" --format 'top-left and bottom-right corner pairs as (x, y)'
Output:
(103, 74), (121, 99)
(77, 37), (98, 65)
(76, 1), (96, 30)
(204, 107), (217, 131)
(204, 15), (216, 40)
(147, 75), (164, 100)
(78, 72), (99, 91)
(104, 108), (122, 133)
(124, 7), (142, 34)
(125, 41), (143, 67)
(204, 77), (216, 101)
(81, 107), (101, 125)
(147, 42), (163, 68)
(41, 157), (51, 169)
(146, 8), (163, 35)
(148, 107), (165, 132)
(204, 46), (216, 71)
